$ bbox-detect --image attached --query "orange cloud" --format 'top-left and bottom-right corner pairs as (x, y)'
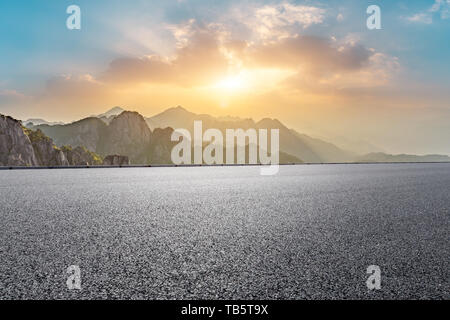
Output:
(102, 28), (229, 87)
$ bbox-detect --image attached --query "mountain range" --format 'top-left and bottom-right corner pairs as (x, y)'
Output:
(24, 118), (65, 126)
(1, 106), (449, 166)
(144, 106), (449, 163)
(26, 111), (176, 164)
(144, 106), (357, 163)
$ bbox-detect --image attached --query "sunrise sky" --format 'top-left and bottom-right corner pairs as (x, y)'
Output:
(0, 0), (449, 155)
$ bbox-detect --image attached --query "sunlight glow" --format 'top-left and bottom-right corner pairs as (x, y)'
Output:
(215, 74), (246, 91)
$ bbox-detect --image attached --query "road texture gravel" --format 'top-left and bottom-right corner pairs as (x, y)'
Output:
(0, 163), (448, 299)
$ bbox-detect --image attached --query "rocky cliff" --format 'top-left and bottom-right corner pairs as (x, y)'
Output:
(147, 127), (178, 164)
(0, 115), (39, 166)
(0, 114), (102, 166)
(23, 128), (69, 166)
(98, 111), (152, 163)
(61, 145), (103, 165)
(103, 155), (130, 166)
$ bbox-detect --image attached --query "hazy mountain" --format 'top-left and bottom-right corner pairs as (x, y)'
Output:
(96, 106), (125, 119)
(146, 106), (353, 163)
(356, 152), (450, 163)
(289, 130), (356, 163)
(146, 106), (255, 131)
(24, 118), (65, 127)
(91, 106), (127, 124)
(36, 117), (108, 152)
(198, 143), (303, 165)
(324, 135), (385, 155)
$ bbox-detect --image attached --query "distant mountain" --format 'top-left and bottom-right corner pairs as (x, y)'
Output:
(327, 136), (385, 155)
(36, 117), (108, 152)
(356, 152), (450, 163)
(85, 106), (126, 125)
(146, 106), (353, 163)
(145, 106), (256, 131)
(24, 118), (65, 127)
(92, 106), (126, 125)
(289, 130), (356, 163)
(0, 114), (101, 166)
(96, 106), (125, 119)
(199, 143), (303, 164)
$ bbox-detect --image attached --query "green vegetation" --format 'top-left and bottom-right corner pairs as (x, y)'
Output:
(89, 151), (103, 165)
(23, 127), (51, 143)
(61, 145), (72, 152)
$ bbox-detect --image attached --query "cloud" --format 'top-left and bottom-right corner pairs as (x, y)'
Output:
(0, 89), (33, 118)
(254, 3), (325, 32)
(0, 89), (30, 103)
(242, 34), (400, 93)
(44, 74), (107, 100)
(431, 0), (450, 18)
(100, 25), (397, 94)
(37, 2), (399, 103)
(407, 13), (433, 24)
(102, 27), (229, 86)
(0, 89), (26, 98)
(247, 35), (372, 71)
(232, 2), (325, 41)
(406, 0), (450, 24)
(166, 19), (198, 49)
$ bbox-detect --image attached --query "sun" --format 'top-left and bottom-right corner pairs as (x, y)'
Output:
(214, 74), (246, 91)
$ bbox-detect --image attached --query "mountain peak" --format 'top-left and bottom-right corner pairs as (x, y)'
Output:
(175, 105), (187, 111)
(110, 111), (147, 125)
(97, 106), (125, 118)
(24, 118), (65, 127)
(168, 105), (192, 115)
(256, 118), (286, 129)
(114, 110), (142, 118)
(153, 105), (195, 119)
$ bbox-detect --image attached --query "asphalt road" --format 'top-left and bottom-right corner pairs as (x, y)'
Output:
(0, 163), (448, 299)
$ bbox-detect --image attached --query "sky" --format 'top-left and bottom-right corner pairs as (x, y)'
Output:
(0, 0), (449, 155)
